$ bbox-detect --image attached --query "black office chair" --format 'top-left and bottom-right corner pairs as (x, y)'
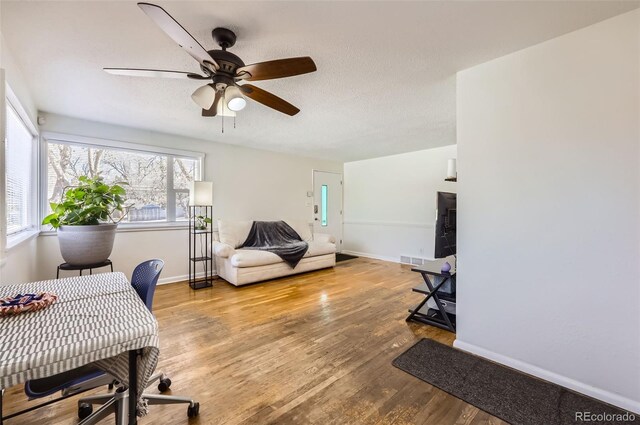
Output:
(18, 260), (199, 424)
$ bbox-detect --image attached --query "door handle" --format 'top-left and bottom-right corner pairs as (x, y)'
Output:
(314, 205), (318, 214)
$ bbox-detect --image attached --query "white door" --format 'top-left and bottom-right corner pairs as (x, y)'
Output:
(313, 170), (343, 252)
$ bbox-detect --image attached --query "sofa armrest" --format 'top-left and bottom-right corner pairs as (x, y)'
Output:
(213, 241), (235, 258)
(314, 233), (336, 244)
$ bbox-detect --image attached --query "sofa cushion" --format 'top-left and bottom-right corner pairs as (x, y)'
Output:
(304, 241), (336, 257)
(218, 220), (253, 248)
(230, 249), (283, 268)
(285, 220), (313, 242)
(313, 233), (336, 244)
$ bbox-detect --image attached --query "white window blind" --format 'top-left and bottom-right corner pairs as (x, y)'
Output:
(5, 104), (35, 236)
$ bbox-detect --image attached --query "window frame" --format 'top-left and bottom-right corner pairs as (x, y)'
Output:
(4, 84), (40, 250)
(41, 132), (205, 232)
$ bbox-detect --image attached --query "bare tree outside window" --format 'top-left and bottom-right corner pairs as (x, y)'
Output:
(47, 142), (200, 223)
(174, 157), (199, 220)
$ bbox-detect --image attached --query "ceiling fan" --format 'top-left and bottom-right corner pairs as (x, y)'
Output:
(104, 2), (317, 117)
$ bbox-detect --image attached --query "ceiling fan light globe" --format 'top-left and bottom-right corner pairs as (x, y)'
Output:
(228, 97), (247, 111)
(191, 84), (216, 109)
(216, 99), (236, 117)
(225, 85), (247, 111)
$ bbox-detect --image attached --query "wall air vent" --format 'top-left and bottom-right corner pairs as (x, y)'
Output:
(400, 255), (427, 266)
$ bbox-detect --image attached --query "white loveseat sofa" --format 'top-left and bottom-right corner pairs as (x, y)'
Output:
(213, 220), (336, 286)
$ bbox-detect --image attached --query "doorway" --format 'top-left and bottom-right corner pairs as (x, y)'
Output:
(313, 170), (343, 252)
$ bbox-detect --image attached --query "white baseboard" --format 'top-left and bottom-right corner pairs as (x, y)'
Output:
(453, 339), (640, 415)
(340, 250), (399, 263)
(157, 272), (217, 285)
(340, 250), (436, 265)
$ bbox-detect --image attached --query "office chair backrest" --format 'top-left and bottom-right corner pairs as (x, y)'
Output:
(131, 259), (164, 312)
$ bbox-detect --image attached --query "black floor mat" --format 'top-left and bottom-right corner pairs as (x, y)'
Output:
(336, 253), (358, 262)
(392, 338), (639, 425)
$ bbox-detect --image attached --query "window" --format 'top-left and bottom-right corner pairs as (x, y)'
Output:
(5, 100), (37, 236)
(45, 136), (203, 226)
(321, 184), (328, 226)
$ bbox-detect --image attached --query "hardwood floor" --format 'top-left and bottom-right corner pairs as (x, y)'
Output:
(2, 258), (506, 424)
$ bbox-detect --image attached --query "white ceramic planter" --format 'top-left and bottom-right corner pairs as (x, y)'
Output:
(57, 224), (117, 265)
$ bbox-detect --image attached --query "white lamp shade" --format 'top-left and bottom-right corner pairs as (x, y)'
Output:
(191, 84), (216, 109)
(225, 85), (246, 111)
(216, 97), (236, 117)
(189, 181), (213, 206)
(447, 159), (457, 179)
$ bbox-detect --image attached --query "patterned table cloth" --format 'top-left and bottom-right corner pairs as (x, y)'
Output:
(0, 272), (159, 410)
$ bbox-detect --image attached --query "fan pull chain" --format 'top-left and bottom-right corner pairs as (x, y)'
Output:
(234, 116), (236, 129)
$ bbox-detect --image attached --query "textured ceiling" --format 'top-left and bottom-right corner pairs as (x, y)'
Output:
(1, 1), (637, 161)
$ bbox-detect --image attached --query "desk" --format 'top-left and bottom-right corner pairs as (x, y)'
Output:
(407, 262), (456, 333)
(0, 272), (159, 425)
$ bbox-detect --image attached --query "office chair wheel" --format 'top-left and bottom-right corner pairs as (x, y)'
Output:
(187, 402), (200, 418)
(158, 377), (172, 392)
(78, 403), (93, 419)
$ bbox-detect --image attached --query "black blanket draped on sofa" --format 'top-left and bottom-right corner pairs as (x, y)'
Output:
(239, 221), (309, 268)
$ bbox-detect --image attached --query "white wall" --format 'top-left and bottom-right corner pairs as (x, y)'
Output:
(1, 35), (37, 124)
(0, 34), (40, 284)
(2, 238), (38, 283)
(32, 113), (342, 283)
(343, 145), (456, 262)
(456, 9), (639, 413)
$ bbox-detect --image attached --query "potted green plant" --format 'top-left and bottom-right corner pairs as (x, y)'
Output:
(194, 215), (212, 230)
(43, 176), (128, 266)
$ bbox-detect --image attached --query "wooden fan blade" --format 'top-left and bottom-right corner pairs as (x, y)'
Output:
(202, 90), (222, 116)
(104, 68), (208, 80)
(239, 84), (300, 116)
(236, 57), (316, 81)
(138, 3), (218, 73)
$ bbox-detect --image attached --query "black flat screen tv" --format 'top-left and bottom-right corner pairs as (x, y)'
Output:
(434, 192), (456, 259)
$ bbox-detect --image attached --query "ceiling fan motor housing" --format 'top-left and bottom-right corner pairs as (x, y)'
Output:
(202, 48), (246, 91)
(213, 74), (236, 91)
